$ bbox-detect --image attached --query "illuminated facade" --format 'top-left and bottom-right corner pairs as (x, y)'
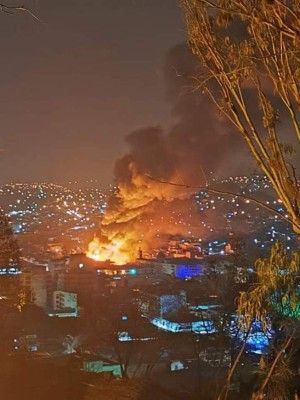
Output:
(83, 360), (122, 377)
(137, 288), (186, 318)
(228, 318), (274, 354)
(50, 290), (78, 317)
(138, 258), (203, 280)
(151, 317), (216, 334)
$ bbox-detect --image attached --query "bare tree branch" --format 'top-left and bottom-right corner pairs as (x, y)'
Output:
(181, 0), (300, 233)
(0, 3), (40, 21)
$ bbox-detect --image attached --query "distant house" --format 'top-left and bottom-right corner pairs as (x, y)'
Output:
(137, 287), (186, 318)
(138, 257), (203, 280)
(151, 315), (216, 334)
(83, 359), (122, 377)
(48, 291), (78, 318)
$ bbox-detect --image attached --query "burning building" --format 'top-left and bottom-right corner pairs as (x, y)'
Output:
(86, 44), (249, 265)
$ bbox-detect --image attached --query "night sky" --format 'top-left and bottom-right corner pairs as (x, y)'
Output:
(0, 0), (185, 185)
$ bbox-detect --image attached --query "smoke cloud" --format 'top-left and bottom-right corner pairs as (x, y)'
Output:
(97, 44), (252, 259)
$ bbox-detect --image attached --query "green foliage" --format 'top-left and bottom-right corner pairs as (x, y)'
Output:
(237, 242), (299, 329)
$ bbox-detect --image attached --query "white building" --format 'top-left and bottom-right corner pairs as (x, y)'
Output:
(50, 290), (78, 317)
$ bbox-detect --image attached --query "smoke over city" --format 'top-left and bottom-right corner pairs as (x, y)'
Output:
(89, 44), (251, 261)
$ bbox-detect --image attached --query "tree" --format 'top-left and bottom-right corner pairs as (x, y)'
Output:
(180, 0), (300, 233)
(214, 242), (299, 400)
(237, 242), (300, 400)
(0, 2), (39, 19)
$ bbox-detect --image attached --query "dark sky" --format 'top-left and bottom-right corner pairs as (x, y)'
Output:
(0, 0), (185, 185)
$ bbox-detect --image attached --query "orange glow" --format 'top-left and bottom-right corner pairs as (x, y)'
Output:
(86, 237), (128, 265)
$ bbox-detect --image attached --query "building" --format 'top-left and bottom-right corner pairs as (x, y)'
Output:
(66, 254), (161, 293)
(57, 268), (107, 304)
(137, 287), (186, 318)
(83, 359), (122, 377)
(49, 290), (78, 317)
(68, 253), (108, 271)
(138, 258), (203, 280)
(21, 266), (52, 309)
(167, 240), (202, 259)
(151, 316), (216, 334)
(161, 259), (203, 279)
(14, 334), (40, 352)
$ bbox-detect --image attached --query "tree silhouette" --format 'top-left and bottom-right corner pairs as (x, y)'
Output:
(181, 0), (300, 233)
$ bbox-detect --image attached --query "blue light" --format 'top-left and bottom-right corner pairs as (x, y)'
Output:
(121, 315), (128, 321)
(175, 264), (203, 279)
(228, 318), (274, 354)
(151, 317), (217, 334)
(118, 332), (133, 341)
(128, 268), (137, 275)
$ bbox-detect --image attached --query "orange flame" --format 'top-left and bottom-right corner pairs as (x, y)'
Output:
(86, 237), (128, 265)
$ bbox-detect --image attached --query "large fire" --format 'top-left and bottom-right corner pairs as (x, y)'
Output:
(86, 237), (129, 265)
